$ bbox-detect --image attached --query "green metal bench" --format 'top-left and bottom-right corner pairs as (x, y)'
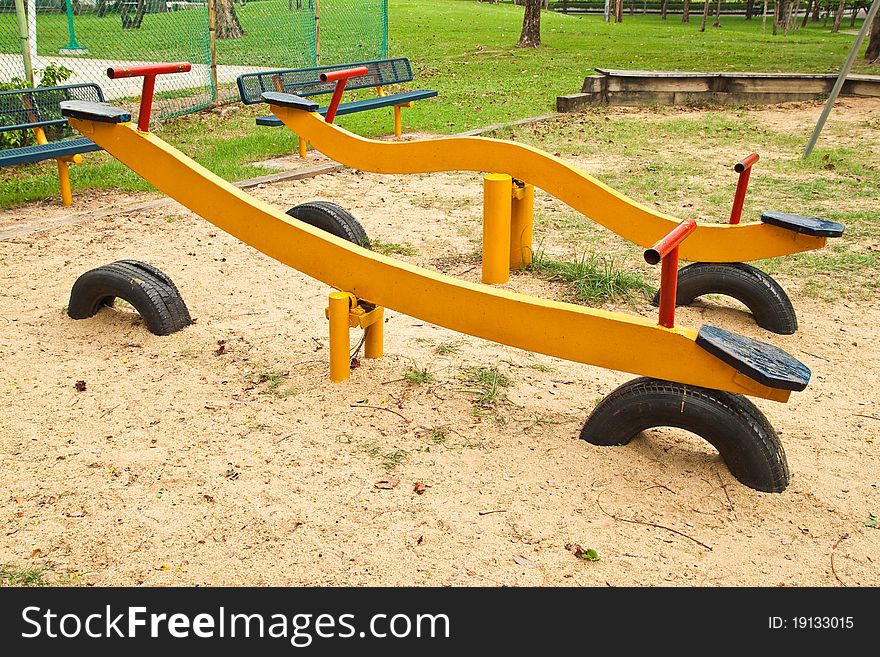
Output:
(237, 57), (437, 157)
(0, 83), (106, 205)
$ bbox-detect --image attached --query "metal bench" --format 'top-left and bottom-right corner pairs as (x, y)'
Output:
(237, 57), (438, 157)
(0, 83), (107, 205)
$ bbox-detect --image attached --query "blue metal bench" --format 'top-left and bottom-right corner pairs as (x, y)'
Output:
(237, 57), (438, 157)
(0, 83), (106, 205)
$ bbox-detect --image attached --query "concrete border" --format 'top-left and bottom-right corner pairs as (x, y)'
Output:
(558, 69), (880, 111)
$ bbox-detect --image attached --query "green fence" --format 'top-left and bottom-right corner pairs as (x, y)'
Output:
(0, 0), (387, 121)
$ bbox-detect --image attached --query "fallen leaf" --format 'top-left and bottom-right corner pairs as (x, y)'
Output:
(513, 555), (537, 569)
(375, 476), (400, 490)
(414, 482), (427, 495)
(74, 380), (86, 392)
(30, 549), (42, 558)
(214, 340), (227, 356)
(566, 543), (600, 561)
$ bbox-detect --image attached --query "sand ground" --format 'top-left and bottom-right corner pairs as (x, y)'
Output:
(1, 100), (878, 587)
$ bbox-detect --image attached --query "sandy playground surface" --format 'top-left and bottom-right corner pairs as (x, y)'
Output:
(0, 99), (878, 587)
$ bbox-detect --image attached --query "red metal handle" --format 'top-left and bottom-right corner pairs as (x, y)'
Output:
(320, 66), (370, 124)
(730, 152), (760, 224)
(644, 218), (697, 266)
(106, 62), (192, 132)
(319, 66), (369, 83)
(106, 62), (192, 79)
(645, 219), (697, 329)
(734, 152), (760, 173)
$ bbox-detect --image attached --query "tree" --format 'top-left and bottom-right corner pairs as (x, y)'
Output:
(868, 7), (880, 62)
(700, 0), (711, 31)
(216, 0), (244, 39)
(831, 0), (846, 32)
(682, 0), (691, 22)
(713, 0), (722, 26)
(517, 0), (541, 48)
(746, 0), (755, 18)
(661, 0), (669, 19)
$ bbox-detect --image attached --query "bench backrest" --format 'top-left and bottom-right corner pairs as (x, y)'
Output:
(0, 83), (105, 133)
(237, 57), (414, 105)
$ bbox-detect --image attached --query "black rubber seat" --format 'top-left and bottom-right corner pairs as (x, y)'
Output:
(60, 100), (132, 124)
(260, 92), (320, 112)
(695, 324), (810, 391)
(761, 211), (845, 238)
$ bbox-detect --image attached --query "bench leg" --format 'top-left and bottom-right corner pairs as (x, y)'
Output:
(394, 106), (402, 138)
(57, 159), (73, 206)
(299, 136), (308, 158)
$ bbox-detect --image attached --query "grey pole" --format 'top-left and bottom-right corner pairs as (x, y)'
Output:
(804, 0), (880, 158)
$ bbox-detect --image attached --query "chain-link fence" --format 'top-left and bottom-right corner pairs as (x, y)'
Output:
(0, 0), (387, 120)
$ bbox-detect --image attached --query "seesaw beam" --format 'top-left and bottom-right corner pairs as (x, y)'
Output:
(66, 116), (790, 402)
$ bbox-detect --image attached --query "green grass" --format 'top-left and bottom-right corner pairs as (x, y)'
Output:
(2, 3), (878, 207)
(530, 251), (654, 304)
(465, 366), (511, 415)
(371, 239), (419, 256)
(404, 363), (434, 384)
(0, 564), (47, 587)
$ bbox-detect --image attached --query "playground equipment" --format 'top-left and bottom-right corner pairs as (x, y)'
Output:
(254, 67), (844, 334)
(61, 63), (828, 493)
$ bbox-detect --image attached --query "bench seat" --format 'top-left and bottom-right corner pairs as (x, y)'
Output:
(0, 137), (101, 167)
(256, 89), (439, 127)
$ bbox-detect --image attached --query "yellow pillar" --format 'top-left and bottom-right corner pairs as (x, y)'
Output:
(298, 136), (308, 158)
(328, 291), (352, 382)
(482, 173), (512, 285)
(393, 105), (402, 137)
(510, 181), (534, 269)
(364, 306), (384, 359)
(57, 160), (73, 206)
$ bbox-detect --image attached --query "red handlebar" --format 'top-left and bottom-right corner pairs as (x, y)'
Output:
(734, 152), (760, 174)
(320, 66), (370, 124)
(107, 61), (192, 132)
(319, 66), (369, 83)
(107, 62), (192, 79)
(644, 218), (697, 266)
(645, 219), (697, 329)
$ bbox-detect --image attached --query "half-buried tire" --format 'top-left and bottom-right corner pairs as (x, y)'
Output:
(286, 201), (370, 247)
(650, 262), (797, 335)
(68, 260), (192, 336)
(580, 377), (790, 493)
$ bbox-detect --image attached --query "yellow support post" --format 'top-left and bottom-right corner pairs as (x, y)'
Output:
(299, 136), (308, 158)
(364, 306), (384, 359)
(394, 106), (402, 137)
(510, 180), (534, 269)
(57, 159), (73, 206)
(482, 173), (512, 285)
(328, 291), (352, 382)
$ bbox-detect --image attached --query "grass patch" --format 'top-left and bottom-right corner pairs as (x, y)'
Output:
(257, 370), (295, 398)
(530, 252), (654, 305)
(435, 340), (463, 356)
(372, 239), (419, 257)
(361, 443), (409, 470)
(427, 426), (450, 445)
(404, 363), (434, 384)
(465, 366), (511, 418)
(0, 564), (46, 587)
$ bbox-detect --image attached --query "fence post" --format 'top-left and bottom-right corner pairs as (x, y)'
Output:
(208, 0), (218, 102)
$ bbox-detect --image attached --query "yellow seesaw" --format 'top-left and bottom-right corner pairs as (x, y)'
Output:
(58, 64), (821, 492)
(246, 66), (844, 335)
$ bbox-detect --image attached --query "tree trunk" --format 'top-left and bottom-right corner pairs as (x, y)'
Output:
(614, 0), (624, 22)
(682, 0), (691, 22)
(216, 0), (244, 39)
(812, 0), (821, 20)
(700, 0), (710, 30)
(763, 0), (769, 32)
(801, 0), (813, 27)
(773, 0), (779, 34)
(630, 0), (635, 14)
(661, 0), (668, 19)
(713, 0), (722, 26)
(746, 0), (754, 18)
(517, 0), (542, 48)
(831, 0), (846, 32)
(867, 8), (880, 61)
(850, 4), (858, 26)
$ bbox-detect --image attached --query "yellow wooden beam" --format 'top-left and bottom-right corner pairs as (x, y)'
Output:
(67, 116), (793, 402)
(270, 108), (827, 263)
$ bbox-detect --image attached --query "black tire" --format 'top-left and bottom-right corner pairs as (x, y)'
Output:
(651, 262), (797, 335)
(67, 260), (192, 336)
(115, 259), (192, 327)
(286, 201), (370, 248)
(580, 377), (790, 493)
